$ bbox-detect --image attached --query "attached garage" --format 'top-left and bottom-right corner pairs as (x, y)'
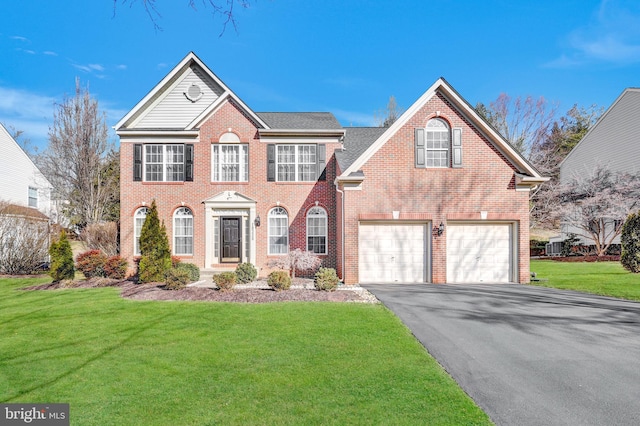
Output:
(359, 223), (428, 283)
(446, 223), (514, 283)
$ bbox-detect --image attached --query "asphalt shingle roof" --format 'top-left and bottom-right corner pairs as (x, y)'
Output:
(256, 112), (342, 130)
(335, 127), (387, 172)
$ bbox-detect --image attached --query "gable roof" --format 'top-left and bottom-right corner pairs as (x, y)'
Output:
(340, 78), (547, 185)
(115, 51), (269, 132)
(560, 87), (640, 173)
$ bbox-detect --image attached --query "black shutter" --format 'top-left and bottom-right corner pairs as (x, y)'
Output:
(317, 144), (326, 180)
(415, 128), (425, 167)
(185, 144), (194, 181)
(267, 144), (275, 181)
(452, 128), (462, 168)
(134, 144), (142, 181)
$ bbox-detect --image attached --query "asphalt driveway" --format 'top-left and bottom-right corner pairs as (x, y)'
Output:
(363, 283), (640, 426)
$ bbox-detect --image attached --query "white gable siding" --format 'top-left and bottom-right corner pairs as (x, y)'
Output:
(561, 89), (640, 183)
(0, 124), (51, 216)
(135, 66), (224, 129)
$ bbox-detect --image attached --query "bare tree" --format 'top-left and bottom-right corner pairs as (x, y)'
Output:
(476, 94), (557, 158)
(114, 0), (253, 35)
(375, 96), (403, 127)
(552, 165), (640, 256)
(0, 201), (50, 274)
(38, 79), (116, 228)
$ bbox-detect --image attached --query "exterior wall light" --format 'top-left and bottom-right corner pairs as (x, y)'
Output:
(433, 221), (444, 236)
(254, 215), (261, 227)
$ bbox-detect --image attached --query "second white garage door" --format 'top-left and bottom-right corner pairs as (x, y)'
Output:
(446, 224), (513, 283)
(359, 223), (427, 283)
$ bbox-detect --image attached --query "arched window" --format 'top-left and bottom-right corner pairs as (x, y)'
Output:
(268, 207), (289, 255)
(134, 207), (149, 255)
(425, 118), (450, 167)
(306, 206), (327, 254)
(173, 207), (193, 255)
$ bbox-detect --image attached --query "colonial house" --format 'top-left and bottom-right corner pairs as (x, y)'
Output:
(549, 87), (640, 254)
(116, 52), (545, 284)
(0, 123), (52, 217)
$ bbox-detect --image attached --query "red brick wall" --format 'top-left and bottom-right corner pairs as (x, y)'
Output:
(340, 92), (531, 284)
(120, 99), (339, 275)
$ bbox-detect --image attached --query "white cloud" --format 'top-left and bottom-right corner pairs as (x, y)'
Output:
(546, 0), (640, 67)
(0, 87), (55, 149)
(116, 64), (127, 70)
(10, 35), (29, 42)
(43, 51), (58, 56)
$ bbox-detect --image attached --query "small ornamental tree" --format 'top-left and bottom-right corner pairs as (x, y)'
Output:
(138, 200), (171, 283)
(49, 230), (75, 282)
(267, 249), (321, 278)
(621, 211), (640, 273)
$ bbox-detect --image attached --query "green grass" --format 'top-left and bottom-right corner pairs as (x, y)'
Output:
(530, 260), (640, 301)
(0, 277), (491, 425)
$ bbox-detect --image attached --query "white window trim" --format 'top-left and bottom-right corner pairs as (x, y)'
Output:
(134, 207), (149, 256)
(276, 144), (317, 182)
(28, 187), (38, 208)
(306, 206), (327, 255)
(173, 207), (194, 256)
(144, 144), (185, 182)
(268, 207), (289, 255)
(425, 118), (450, 168)
(211, 144), (249, 182)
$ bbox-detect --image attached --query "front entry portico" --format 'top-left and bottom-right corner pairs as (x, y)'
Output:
(204, 191), (257, 267)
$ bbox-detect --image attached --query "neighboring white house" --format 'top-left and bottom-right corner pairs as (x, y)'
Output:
(552, 87), (640, 251)
(0, 123), (52, 217)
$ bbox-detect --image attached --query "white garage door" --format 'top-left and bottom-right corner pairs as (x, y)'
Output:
(359, 223), (427, 283)
(447, 224), (512, 283)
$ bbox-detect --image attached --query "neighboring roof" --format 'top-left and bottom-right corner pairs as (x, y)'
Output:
(0, 123), (52, 189)
(0, 203), (49, 220)
(335, 127), (387, 172)
(340, 77), (547, 185)
(256, 112), (342, 130)
(560, 87), (640, 173)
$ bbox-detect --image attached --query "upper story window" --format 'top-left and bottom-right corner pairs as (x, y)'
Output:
(134, 207), (149, 255)
(306, 206), (327, 254)
(267, 144), (326, 182)
(415, 119), (462, 169)
(133, 144), (193, 182)
(268, 207), (289, 255)
(212, 144), (249, 182)
(173, 207), (193, 256)
(28, 187), (38, 208)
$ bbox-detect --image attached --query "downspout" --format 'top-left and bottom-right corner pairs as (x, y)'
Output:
(335, 182), (345, 282)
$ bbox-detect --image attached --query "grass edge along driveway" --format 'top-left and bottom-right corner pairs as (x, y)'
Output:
(530, 260), (640, 301)
(0, 277), (491, 425)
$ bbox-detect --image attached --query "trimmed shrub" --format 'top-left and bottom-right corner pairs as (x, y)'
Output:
(176, 263), (200, 282)
(164, 267), (190, 290)
(213, 272), (237, 291)
(314, 267), (339, 291)
(235, 262), (257, 284)
(267, 270), (291, 291)
(76, 249), (108, 278)
(104, 256), (128, 280)
(621, 211), (640, 273)
(49, 230), (75, 282)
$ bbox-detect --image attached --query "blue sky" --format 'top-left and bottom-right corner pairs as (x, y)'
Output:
(2, 0), (640, 151)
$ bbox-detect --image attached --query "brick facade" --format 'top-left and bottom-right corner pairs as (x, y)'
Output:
(117, 53), (544, 285)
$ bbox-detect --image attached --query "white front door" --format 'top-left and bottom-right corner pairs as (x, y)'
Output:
(359, 223), (427, 283)
(446, 224), (512, 283)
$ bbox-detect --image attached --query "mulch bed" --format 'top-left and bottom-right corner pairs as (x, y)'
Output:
(22, 278), (372, 304)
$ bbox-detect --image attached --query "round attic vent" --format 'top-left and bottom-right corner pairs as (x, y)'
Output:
(184, 83), (203, 102)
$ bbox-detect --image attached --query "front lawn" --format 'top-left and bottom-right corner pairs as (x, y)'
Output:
(530, 260), (640, 301)
(0, 277), (491, 425)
